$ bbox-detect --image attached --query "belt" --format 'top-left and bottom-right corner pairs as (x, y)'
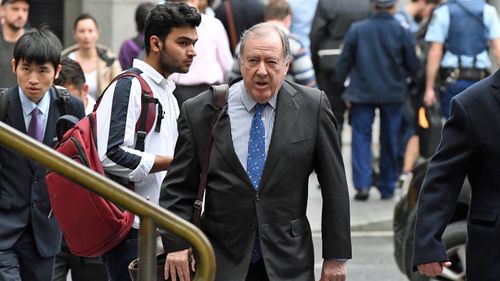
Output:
(440, 67), (490, 82)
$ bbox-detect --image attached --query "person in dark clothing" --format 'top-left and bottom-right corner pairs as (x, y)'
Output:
(309, 0), (371, 134)
(0, 27), (85, 281)
(336, 0), (419, 201)
(214, 0), (264, 54)
(413, 69), (500, 280)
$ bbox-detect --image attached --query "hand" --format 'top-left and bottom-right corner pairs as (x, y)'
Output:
(344, 100), (352, 109)
(319, 259), (346, 281)
(164, 249), (196, 281)
(423, 88), (437, 107)
(417, 261), (452, 277)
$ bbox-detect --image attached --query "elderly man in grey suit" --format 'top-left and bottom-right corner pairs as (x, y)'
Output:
(160, 22), (352, 281)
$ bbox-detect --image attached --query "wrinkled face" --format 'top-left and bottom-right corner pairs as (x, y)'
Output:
(12, 59), (61, 103)
(157, 26), (197, 76)
(2, 1), (29, 31)
(240, 31), (289, 103)
(73, 18), (99, 50)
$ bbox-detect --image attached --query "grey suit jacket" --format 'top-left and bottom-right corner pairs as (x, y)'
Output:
(160, 81), (351, 281)
(413, 70), (500, 280)
(0, 86), (84, 257)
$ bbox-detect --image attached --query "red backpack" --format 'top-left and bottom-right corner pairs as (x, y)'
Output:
(46, 69), (162, 257)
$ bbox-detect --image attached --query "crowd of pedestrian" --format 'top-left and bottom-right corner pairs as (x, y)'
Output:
(0, 0), (499, 280)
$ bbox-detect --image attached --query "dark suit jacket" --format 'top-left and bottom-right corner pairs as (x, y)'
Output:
(0, 86), (84, 257)
(413, 70), (500, 280)
(160, 81), (351, 281)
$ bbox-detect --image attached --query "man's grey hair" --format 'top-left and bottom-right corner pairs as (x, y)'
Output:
(239, 22), (292, 64)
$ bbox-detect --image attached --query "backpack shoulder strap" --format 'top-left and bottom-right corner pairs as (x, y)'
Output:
(0, 88), (8, 122)
(53, 86), (73, 116)
(192, 84), (229, 227)
(211, 84), (229, 110)
(107, 68), (159, 152)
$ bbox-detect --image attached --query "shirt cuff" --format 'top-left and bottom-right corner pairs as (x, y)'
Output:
(129, 152), (155, 181)
(328, 258), (348, 262)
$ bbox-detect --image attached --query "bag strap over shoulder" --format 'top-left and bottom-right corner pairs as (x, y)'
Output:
(192, 84), (229, 227)
(54, 86), (74, 117)
(0, 88), (8, 122)
(96, 68), (161, 152)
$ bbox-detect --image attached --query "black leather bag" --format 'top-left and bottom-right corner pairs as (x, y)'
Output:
(417, 103), (443, 158)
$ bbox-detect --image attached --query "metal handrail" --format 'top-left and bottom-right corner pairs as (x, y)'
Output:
(0, 121), (215, 281)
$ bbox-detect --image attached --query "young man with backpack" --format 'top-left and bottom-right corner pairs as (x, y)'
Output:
(0, 27), (85, 281)
(96, 3), (201, 280)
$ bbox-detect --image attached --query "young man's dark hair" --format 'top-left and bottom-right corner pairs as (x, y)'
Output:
(13, 26), (62, 70)
(143, 2), (201, 55)
(55, 57), (86, 90)
(135, 2), (155, 34)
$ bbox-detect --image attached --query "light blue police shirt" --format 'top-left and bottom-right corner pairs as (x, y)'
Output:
(425, 1), (500, 68)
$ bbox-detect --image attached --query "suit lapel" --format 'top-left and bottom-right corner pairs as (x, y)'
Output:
(7, 87), (27, 134)
(7, 87), (36, 171)
(490, 70), (500, 106)
(212, 106), (252, 187)
(259, 82), (299, 190)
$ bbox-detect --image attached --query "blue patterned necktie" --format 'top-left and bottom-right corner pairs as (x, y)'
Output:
(247, 103), (266, 263)
(28, 107), (43, 142)
(247, 103), (266, 190)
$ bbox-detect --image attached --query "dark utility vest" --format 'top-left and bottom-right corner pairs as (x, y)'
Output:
(446, 0), (487, 66)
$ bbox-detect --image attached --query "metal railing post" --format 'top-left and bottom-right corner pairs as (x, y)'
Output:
(138, 217), (157, 281)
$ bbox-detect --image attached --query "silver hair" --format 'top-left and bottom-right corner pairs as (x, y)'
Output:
(238, 22), (292, 64)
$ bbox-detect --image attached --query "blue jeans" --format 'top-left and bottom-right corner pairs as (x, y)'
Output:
(350, 103), (404, 197)
(103, 228), (138, 281)
(440, 79), (476, 119)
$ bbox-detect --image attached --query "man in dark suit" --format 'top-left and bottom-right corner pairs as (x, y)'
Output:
(413, 70), (500, 280)
(160, 22), (351, 281)
(0, 27), (84, 281)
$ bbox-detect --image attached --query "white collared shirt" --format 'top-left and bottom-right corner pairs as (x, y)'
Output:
(95, 59), (179, 228)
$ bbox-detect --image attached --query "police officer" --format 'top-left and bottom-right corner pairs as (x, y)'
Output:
(335, 0), (419, 201)
(423, 0), (500, 118)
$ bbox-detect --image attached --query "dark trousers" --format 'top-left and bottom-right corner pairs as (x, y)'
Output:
(103, 228), (138, 281)
(173, 84), (210, 108)
(350, 103), (404, 196)
(246, 259), (269, 281)
(52, 238), (108, 281)
(0, 227), (55, 281)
